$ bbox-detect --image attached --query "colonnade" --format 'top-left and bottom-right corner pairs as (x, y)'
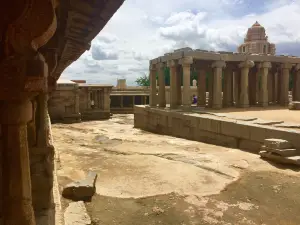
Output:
(149, 57), (300, 109)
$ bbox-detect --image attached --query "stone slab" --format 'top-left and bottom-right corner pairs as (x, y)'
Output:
(263, 139), (293, 150)
(288, 101), (300, 110)
(64, 201), (91, 225)
(274, 123), (300, 129)
(226, 116), (257, 121)
(62, 171), (97, 201)
(259, 151), (300, 166)
(261, 146), (299, 157)
(253, 120), (284, 126)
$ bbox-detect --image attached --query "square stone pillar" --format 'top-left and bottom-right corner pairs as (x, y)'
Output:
(212, 61), (226, 109)
(280, 63), (292, 106)
(157, 62), (166, 108)
(149, 64), (157, 107)
(238, 60), (254, 108)
(196, 68), (207, 106)
(258, 62), (272, 107)
(176, 66), (182, 106)
(208, 70), (214, 108)
(167, 60), (179, 109)
(272, 70), (279, 104)
(268, 71), (273, 103)
(248, 67), (258, 106)
(179, 57), (193, 108)
(103, 88), (111, 111)
(293, 64), (300, 101)
(223, 67), (233, 107)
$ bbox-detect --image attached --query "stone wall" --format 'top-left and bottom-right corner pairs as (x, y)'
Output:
(134, 106), (300, 153)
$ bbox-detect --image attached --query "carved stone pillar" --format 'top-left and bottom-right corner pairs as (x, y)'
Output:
(223, 66), (233, 107)
(268, 71), (273, 103)
(157, 62), (166, 108)
(0, 100), (36, 225)
(272, 70), (279, 104)
(75, 88), (80, 114)
(176, 66), (182, 106)
(258, 62), (272, 107)
(293, 64), (300, 101)
(238, 60), (254, 108)
(196, 68), (206, 107)
(248, 67), (258, 106)
(149, 64), (157, 107)
(212, 61), (226, 109)
(168, 60), (178, 109)
(179, 57), (193, 108)
(280, 63), (292, 106)
(103, 88), (111, 111)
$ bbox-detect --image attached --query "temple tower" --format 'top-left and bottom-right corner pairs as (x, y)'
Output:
(238, 21), (276, 55)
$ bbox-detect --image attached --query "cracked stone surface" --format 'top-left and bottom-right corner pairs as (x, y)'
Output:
(53, 114), (300, 225)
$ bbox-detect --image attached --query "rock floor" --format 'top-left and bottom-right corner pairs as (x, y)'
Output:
(52, 114), (300, 225)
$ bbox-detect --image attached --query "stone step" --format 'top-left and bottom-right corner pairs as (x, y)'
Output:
(259, 151), (300, 166)
(261, 146), (299, 157)
(263, 138), (293, 150)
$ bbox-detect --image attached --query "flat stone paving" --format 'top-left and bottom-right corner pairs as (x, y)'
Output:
(53, 114), (300, 225)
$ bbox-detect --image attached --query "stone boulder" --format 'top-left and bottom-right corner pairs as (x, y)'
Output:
(288, 101), (300, 110)
(64, 201), (91, 225)
(62, 171), (97, 201)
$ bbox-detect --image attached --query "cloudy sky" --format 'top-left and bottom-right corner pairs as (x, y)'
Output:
(61, 0), (300, 86)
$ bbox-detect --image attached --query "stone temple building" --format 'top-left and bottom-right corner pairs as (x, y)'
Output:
(238, 21), (276, 55)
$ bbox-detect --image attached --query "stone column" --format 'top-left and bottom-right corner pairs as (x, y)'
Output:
(37, 93), (48, 147)
(168, 60), (179, 109)
(179, 57), (193, 108)
(238, 60), (254, 108)
(176, 66), (182, 106)
(0, 100), (36, 225)
(234, 70), (241, 106)
(74, 87), (80, 114)
(149, 64), (157, 107)
(196, 68), (206, 106)
(280, 63), (292, 106)
(272, 70), (279, 104)
(248, 67), (258, 106)
(258, 62), (272, 107)
(87, 89), (91, 109)
(103, 88), (111, 111)
(158, 62), (166, 108)
(212, 61), (226, 109)
(293, 64), (300, 101)
(223, 67), (233, 107)
(268, 71), (273, 103)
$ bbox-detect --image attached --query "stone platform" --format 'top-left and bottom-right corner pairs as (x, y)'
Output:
(134, 106), (300, 153)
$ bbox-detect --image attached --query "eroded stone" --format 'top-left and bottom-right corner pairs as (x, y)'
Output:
(62, 171), (97, 201)
(263, 139), (293, 150)
(261, 146), (299, 157)
(64, 201), (91, 225)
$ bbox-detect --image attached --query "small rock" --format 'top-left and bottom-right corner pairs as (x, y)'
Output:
(62, 171), (97, 201)
(152, 206), (164, 215)
(64, 201), (91, 225)
(288, 101), (300, 110)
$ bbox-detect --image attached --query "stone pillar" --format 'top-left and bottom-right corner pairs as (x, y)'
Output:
(268, 71), (273, 103)
(248, 67), (258, 106)
(0, 100), (36, 225)
(196, 68), (206, 106)
(168, 60), (178, 109)
(212, 61), (226, 109)
(103, 88), (111, 111)
(234, 70), (241, 106)
(258, 62), (272, 107)
(208, 69), (214, 108)
(37, 93), (48, 147)
(179, 57), (193, 108)
(272, 70), (279, 104)
(280, 63), (292, 106)
(293, 64), (300, 101)
(87, 89), (91, 109)
(158, 62), (166, 108)
(74, 88), (80, 114)
(223, 67), (233, 107)
(149, 64), (157, 107)
(238, 60), (254, 108)
(176, 66), (182, 106)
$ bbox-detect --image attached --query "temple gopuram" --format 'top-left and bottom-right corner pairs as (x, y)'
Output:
(0, 0), (124, 224)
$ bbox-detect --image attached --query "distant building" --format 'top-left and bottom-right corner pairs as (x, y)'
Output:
(238, 21), (276, 55)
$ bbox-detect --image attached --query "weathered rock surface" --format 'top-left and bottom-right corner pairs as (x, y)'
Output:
(253, 120), (284, 125)
(261, 146), (299, 157)
(274, 123), (300, 129)
(64, 201), (91, 225)
(62, 171), (97, 201)
(263, 139), (293, 150)
(288, 101), (300, 110)
(260, 151), (300, 166)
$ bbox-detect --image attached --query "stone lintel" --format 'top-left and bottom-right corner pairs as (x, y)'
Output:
(167, 60), (178, 68)
(211, 60), (226, 68)
(238, 60), (254, 69)
(179, 56), (193, 66)
(156, 62), (166, 69)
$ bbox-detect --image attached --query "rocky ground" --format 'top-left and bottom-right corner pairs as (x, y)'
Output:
(52, 114), (300, 225)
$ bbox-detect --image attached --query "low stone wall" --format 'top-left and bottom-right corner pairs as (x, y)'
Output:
(134, 106), (300, 153)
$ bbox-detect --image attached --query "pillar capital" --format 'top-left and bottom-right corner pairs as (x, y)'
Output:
(238, 60), (254, 69)
(281, 63), (293, 70)
(167, 60), (178, 68)
(294, 64), (300, 71)
(179, 56), (193, 66)
(257, 62), (272, 69)
(156, 62), (166, 69)
(211, 60), (226, 68)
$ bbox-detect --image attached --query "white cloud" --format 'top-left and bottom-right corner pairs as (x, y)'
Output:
(62, 0), (300, 85)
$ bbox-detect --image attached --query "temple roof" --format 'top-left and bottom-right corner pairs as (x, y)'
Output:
(252, 21), (263, 27)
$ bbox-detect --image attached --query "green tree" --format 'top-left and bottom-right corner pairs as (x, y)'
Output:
(135, 74), (150, 86)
